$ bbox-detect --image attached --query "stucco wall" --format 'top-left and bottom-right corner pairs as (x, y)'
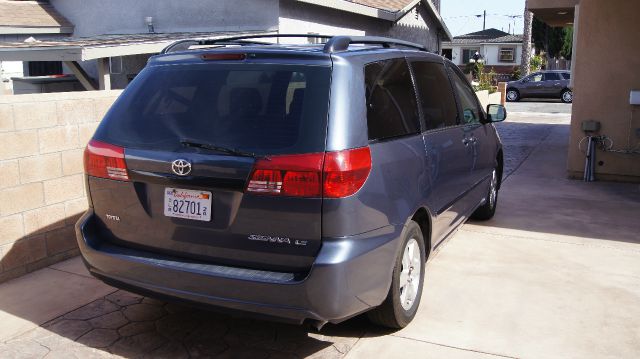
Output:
(278, 0), (440, 51)
(0, 90), (121, 283)
(49, 0), (279, 37)
(568, 0), (640, 181)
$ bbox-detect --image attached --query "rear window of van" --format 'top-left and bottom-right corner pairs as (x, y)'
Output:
(94, 63), (331, 155)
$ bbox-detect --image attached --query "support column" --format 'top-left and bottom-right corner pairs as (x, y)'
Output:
(569, 5), (579, 89)
(96, 57), (111, 90)
(63, 61), (97, 91)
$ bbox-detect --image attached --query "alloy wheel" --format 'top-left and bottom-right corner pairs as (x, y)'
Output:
(489, 169), (497, 208)
(399, 238), (422, 311)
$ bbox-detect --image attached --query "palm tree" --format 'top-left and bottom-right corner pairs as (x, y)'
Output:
(520, 7), (533, 76)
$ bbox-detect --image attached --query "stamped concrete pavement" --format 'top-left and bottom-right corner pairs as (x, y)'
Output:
(1, 105), (639, 358)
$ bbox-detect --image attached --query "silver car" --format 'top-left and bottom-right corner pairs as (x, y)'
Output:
(506, 70), (572, 103)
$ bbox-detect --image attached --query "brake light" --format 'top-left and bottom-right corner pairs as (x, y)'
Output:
(201, 53), (246, 61)
(246, 147), (371, 198)
(323, 147), (372, 198)
(83, 139), (129, 181)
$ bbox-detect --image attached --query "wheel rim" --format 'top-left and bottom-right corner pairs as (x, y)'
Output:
(507, 91), (517, 101)
(563, 91), (573, 102)
(489, 169), (497, 208)
(399, 238), (421, 311)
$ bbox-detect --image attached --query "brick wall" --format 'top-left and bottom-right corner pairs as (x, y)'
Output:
(0, 90), (122, 283)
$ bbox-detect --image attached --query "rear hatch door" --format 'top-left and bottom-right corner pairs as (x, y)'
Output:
(88, 55), (332, 273)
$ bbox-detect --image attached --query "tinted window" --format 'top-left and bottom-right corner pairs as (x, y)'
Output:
(448, 68), (481, 125)
(411, 61), (458, 130)
(94, 64), (331, 155)
(527, 73), (543, 82)
(561, 72), (571, 80)
(544, 72), (561, 81)
(365, 59), (420, 141)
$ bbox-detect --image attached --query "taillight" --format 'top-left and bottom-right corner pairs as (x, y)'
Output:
(323, 147), (371, 198)
(247, 153), (324, 197)
(83, 139), (129, 181)
(246, 147), (371, 198)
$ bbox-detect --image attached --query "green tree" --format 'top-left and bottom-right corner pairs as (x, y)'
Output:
(532, 17), (572, 59)
(561, 27), (573, 60)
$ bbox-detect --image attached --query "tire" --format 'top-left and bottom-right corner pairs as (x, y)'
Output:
(561, 89), (573, 103)
(471, 168), (499, 220)
(506, 89), (520, 102)
(368, 221), (426, 329)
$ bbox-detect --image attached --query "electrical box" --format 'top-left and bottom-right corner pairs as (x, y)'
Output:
(631, 90), (640, 105)
(581, 120), (600, 132)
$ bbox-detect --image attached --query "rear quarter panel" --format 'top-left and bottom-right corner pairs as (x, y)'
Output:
(323, 50), (434, 239)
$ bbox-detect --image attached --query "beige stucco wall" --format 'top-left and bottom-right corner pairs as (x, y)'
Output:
(567, 0), (640, 181)
(0, 90), (121, 283)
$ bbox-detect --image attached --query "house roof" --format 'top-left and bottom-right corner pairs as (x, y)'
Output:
(349, 0), (414, 12)
(446, 28), (523, 45)
(297, 0), (451, 41)
(0, 0), (73, 34)
(0, 31), (274, 62)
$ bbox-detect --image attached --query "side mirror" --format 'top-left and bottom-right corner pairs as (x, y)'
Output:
(487, 104), (507, 122)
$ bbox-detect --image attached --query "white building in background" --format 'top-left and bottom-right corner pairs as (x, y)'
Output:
(0, 0), (451, 94)
(441, 28), (523, 75)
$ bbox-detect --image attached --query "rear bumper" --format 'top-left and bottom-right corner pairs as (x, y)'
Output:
(75, 209), (403, 324)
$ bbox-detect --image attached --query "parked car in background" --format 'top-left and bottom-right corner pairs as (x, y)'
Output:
(506, 70), (572, 103)
(76, 35), (507, 330)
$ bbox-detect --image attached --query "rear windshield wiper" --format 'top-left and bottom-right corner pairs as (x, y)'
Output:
(180, 139), (268, 159)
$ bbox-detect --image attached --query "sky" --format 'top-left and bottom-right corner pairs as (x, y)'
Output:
(441, 0), (526, 37)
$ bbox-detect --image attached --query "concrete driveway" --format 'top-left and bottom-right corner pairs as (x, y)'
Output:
(1, 106), (639, 358)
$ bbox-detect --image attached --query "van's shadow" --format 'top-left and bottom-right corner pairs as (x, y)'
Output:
(0, 217), (380, 358)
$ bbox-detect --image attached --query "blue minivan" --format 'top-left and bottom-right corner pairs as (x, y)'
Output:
(77, 35), (506, 329)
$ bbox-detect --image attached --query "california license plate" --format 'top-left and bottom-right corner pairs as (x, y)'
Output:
(164, 188), (212, 221)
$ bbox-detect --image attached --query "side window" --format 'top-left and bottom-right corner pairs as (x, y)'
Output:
(365, 58), (420, 141)
(410, 61), (458, 130)
(448, 68), (482, 125)
(529, 73), (543, 82)
(543, 72), (561, 81)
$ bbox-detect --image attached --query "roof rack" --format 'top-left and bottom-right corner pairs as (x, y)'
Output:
(161, 34), (428, 54)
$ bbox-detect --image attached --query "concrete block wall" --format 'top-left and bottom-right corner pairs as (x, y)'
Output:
(0, 90), (121, 283)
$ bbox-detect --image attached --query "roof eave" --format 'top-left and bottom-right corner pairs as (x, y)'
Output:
(0, 26), (74, 35)
(294, 0), (397, 21)
(417, 0), (452, 41)
(294, 0), (452, 42)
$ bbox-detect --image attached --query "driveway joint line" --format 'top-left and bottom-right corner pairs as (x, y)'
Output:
(461, 227), (640, 254)
(47, 266), (95, 279)
(502, 125), (554, 183)
(388, 333), (519, 359)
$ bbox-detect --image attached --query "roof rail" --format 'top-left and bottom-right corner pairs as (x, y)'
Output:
(323, 36), (427, 53)
(161, 34), (427, 54)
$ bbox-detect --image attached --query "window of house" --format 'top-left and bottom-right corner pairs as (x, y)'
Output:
(307, 33), (323, 44)
(365, 58), (420, 141)
(27, 61), (63, 76)
(499, 48), (515, 62)
(410, 61), (458, 130)
(462, 48), (480, 63)
(448, 67), (482, 125)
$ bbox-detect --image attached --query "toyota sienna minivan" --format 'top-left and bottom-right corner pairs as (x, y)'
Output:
(76, 35), (506, 329)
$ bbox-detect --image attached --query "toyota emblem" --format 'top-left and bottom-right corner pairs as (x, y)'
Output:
(171, 159), (192, 176)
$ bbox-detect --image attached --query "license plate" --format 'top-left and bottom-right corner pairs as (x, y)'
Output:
(164, 188), (212, 221)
